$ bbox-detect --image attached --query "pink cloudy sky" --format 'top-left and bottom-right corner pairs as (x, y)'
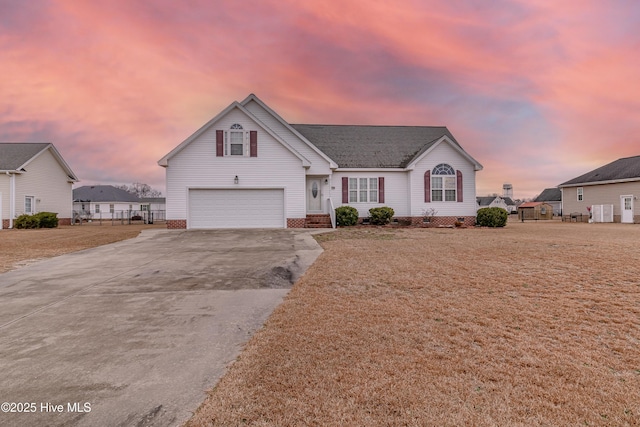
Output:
(2, 0), (640, 199)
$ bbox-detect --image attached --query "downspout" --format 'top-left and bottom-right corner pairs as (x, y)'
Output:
(7, 171), (15, 229)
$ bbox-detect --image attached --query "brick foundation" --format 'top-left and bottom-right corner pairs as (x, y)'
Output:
(2, 219), (9, 229)
(358, 216), (476, 227)
(287, 218), (307, 228)
(166, 219), (187, 229)
(58, 218), (71, 226)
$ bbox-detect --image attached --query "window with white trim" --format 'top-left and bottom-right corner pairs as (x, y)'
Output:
(95, 204), (100, 214)
(110, 204), (114, 214)
(225, 123), (247, 156)
(25, 196), (35, 214)
(577, 187), (583, 201)
(431, 163), (456, 202)
(349, 178), (378, 203)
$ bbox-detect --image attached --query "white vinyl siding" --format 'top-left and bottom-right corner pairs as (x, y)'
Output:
(13, 148), (73, 219)
(409, 141), (477, 217)
(165, 108), (305, 222)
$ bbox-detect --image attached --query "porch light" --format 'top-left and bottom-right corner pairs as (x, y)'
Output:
(234, 175), (239, 184)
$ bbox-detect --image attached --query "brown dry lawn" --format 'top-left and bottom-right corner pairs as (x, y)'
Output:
(186, 221), (640, 427)
(0, 222), (165, 273)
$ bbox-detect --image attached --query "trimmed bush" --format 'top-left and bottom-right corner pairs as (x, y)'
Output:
(335, 205), (359, 226)
(15, 214), (39, 229)
(35, 212), (59, 228)
(14, 212), (59, 229)
(476, 207), (508, 227)
(369, 206), (395, 225)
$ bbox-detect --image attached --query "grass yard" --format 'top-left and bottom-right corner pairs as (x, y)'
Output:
(0, 222), (165, 273)
(186, 221), (640, 426)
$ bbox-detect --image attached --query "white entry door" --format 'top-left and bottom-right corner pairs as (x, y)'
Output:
(307, 179), (322, 212)
(621, 195), (634, 223)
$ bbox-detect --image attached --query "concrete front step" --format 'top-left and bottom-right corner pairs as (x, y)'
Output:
(305, 214), (332, 228)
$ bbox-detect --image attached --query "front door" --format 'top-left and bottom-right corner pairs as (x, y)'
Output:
(307, 179), (322, 212)
(621, 195), (634, 223)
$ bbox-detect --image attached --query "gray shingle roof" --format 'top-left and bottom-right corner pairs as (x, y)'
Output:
(290, 124), (460, 168)
(0, 143), (50, 170)
(535, 188), (561, 202)
(73, 185), (140, 202)
(560, 155), (640, 186)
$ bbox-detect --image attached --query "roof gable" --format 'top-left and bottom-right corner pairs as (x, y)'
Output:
(0, 143), (51, 170)
(158, 100), (311, 167)
(560, 155), (640, 186)
(73, 185), (140, 202)
(535, 188), (561, 202)
(0, 142), (79, 181)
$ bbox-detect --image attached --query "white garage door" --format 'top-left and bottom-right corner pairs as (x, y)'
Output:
(188, 189), (285, 229)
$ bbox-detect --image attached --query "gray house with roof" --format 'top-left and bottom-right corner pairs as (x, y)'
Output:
(159, 94), (483, 229)
(0, 143), (78, 228)
(559, 155), (640, 223)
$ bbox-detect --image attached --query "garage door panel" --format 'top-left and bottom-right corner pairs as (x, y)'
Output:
(189, 189), (284, 229)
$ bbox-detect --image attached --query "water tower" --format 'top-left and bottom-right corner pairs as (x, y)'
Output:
(503, 183), (513, 199)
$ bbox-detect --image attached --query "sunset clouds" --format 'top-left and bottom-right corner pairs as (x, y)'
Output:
(1, 0), (640, 198)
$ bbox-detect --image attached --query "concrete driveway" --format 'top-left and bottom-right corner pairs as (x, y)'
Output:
(0, 228), (324, 427)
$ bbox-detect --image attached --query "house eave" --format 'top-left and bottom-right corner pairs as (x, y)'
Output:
(336, 168), (407, 172)
(559, 177), (640, 188)
(405, 136), (483, 171)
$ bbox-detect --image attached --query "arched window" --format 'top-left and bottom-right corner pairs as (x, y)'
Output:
(431, 163), (456, 201)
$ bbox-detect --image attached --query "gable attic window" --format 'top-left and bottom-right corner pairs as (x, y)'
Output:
(216, 124), (258, 157)
(227, 124), (245, 156)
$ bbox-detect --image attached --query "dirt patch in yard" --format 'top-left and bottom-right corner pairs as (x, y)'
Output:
(0, 222), (165, 273)
(185, 221), (640, 426)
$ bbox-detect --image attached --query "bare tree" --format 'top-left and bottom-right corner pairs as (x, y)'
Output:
(116, 183), (162, 198)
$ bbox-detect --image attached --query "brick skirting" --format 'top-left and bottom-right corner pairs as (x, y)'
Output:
(361, 216), (476, 227)
(166, 219), (187, 229)
(2, 219), (9, 229)
(287, 218), (306, 228)
(58, 218), (71, 226)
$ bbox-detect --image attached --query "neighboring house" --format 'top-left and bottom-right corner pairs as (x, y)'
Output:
(534, 188), (562, 216)
(139, 197), (167, 221)
(158, 94), (483, 229)
(73, 185), (143, 220)
(559, 155), (640, 224)
(476, 195), (515, 213)
(0, 143), (78, 229)
(518, 202), (554, 220)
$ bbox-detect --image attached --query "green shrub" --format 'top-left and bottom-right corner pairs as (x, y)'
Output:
(335, 205), (359, 226)
(15, 214), (40, 229)
(35, 212), (59, 228)
(14, 212), (59, 229)
(476, 207), (508, 227)
(369, 206), (395, 225)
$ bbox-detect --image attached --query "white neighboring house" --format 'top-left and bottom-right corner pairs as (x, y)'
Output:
(476, 196), (515, 213)
(158, 94), (483, 229)
(73, 185), (143, 220)
(0, 143), (79, 229)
